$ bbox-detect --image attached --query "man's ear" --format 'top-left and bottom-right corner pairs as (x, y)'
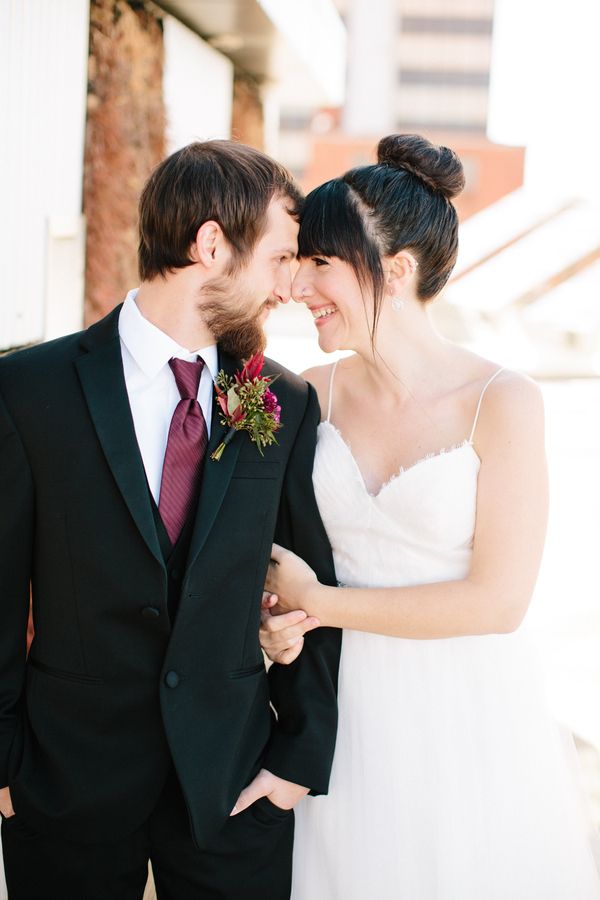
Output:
(190, 220), (229, 269)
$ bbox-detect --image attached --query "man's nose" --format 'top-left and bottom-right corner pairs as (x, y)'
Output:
(273, 287), (291, 305)
(274, 269), (293, 304)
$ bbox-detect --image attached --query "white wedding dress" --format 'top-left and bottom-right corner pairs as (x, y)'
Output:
(291, 364), (600, 900)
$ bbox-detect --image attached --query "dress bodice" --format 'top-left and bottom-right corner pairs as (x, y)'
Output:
(313, 422), (480, 590)
(312, 361), (503, 591)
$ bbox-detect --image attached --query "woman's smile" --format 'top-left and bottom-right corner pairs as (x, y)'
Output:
(309, 304), (339, 327)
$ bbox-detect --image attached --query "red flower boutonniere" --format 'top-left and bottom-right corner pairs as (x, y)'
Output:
(211, 352), (282, 461)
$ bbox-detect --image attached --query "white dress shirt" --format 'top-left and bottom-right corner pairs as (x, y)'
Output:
(118, 288), (218, 503)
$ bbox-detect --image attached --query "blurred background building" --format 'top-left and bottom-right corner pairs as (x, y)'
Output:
(276, 0), (600, 378)
(3, 0), (598, 377)
(281, 0), (525, 225)
(0, 0), (345, 349)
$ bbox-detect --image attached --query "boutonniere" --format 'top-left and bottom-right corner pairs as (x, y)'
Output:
(211, 352), (282, 461)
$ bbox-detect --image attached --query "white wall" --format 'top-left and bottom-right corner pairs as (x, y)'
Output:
(0, 0), (89, 350)
(163, 15), (233, 153)
(488, 0), (600, 198)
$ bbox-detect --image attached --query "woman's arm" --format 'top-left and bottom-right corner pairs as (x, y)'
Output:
(265, 373), (548, 639)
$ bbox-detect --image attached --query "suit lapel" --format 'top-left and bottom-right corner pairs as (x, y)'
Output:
(186, 349), (243, 573)
(74, 306), (164, 568)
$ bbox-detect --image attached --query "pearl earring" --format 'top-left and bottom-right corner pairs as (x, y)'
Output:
(392, 297), (405, 312)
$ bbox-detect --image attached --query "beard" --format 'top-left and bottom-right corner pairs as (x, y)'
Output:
(198, 274), (269, 361)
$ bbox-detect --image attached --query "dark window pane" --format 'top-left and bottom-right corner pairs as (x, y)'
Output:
(401, 16), (493, 35)
(280, 112), (314, 130)
(397, 118), (488, 134)
(399, 70), (490, 87)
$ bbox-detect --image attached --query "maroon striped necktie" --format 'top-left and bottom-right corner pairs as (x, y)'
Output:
(158, 357), (208, 545)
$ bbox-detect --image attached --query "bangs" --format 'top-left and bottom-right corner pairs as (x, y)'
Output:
(298, 180), (371, 263)
(298, 175), (386, 344)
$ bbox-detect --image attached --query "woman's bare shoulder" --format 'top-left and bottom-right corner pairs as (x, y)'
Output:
(473, 367), (544, 453)
(301, 364), (335, 389)
(480, 367), (543, 412)
(448, 345), (542, 419)
(301, 363), (338, 419)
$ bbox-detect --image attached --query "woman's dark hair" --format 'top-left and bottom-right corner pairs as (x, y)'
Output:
(138, 140), (303, 280)
(298, 133), (465, 341)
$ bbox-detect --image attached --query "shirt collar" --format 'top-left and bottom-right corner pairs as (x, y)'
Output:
(118, 288), (218, 381)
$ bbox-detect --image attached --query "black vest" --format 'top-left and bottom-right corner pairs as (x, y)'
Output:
(149, 490), (198, 621)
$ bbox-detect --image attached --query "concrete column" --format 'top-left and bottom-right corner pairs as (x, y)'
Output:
(342, 0), (397, 137)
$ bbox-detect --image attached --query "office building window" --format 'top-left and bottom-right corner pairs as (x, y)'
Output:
(399, 70), (490, 87)
(401, 16), (493, 35)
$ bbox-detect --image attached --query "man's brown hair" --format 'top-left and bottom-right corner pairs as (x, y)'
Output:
(138, 140), (303, 281)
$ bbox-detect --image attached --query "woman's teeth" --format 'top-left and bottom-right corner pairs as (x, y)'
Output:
(312, 306), (337, 319)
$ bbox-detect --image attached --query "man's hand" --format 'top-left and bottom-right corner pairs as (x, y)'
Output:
(0, 786), (14, 819)
(230, 768), (309, 816)
(260, 593), (320, 665)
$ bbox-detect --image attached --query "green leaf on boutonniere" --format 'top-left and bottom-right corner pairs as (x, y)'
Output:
(211, 351), (282, 461)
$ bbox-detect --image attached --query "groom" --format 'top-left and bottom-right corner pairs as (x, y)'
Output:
(0, 141), (341, 899)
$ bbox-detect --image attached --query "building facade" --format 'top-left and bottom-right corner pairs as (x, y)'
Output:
(1, 0), (345, 351)
(279, 0), (522, 221)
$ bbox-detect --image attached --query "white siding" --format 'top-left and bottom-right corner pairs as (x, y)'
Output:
(0, 0), (89, 349)
(163, 15), (233, 153)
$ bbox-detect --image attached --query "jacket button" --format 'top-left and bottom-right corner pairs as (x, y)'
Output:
(165, 670), (180, 689)
(141, 606), (161, 619)
(170, 568), (180, 581)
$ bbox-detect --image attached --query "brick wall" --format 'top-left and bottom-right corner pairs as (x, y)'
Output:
(231, 74), (264, 150)
(84, 0), (166, 324)
(302, 133), (525, 222)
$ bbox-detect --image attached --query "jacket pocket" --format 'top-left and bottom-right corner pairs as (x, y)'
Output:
(249, 795), (294, 826)
(227, 661), (265, 680)
(232, 461), (281, 480)
(28, 658), (104, 685)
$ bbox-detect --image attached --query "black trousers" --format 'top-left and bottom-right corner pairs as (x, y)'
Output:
(1, 771), (294, 900)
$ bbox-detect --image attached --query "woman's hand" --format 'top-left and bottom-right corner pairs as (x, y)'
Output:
(265, 544), (321, 614)
(260, 593), (320, 664)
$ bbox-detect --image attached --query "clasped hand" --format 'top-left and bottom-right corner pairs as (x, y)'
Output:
(260, 543), (322, 665)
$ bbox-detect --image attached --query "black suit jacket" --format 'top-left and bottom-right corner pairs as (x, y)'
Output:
(0, 305), (341, 846)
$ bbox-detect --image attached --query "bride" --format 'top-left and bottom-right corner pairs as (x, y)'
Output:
(259, 134), (600, 898)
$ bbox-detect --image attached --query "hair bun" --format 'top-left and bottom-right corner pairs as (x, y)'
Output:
(377, 134), (465, 200)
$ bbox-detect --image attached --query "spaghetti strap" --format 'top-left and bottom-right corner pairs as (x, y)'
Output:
(468, 368), (505, 443)
(326, 360), (339, 423)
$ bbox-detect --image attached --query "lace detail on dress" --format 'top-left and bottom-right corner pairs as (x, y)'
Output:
(381, 438), (474, 482)
(318, 421), (477, 499)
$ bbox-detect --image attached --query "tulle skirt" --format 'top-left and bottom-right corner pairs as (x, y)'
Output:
(291, 629), (600, 900)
